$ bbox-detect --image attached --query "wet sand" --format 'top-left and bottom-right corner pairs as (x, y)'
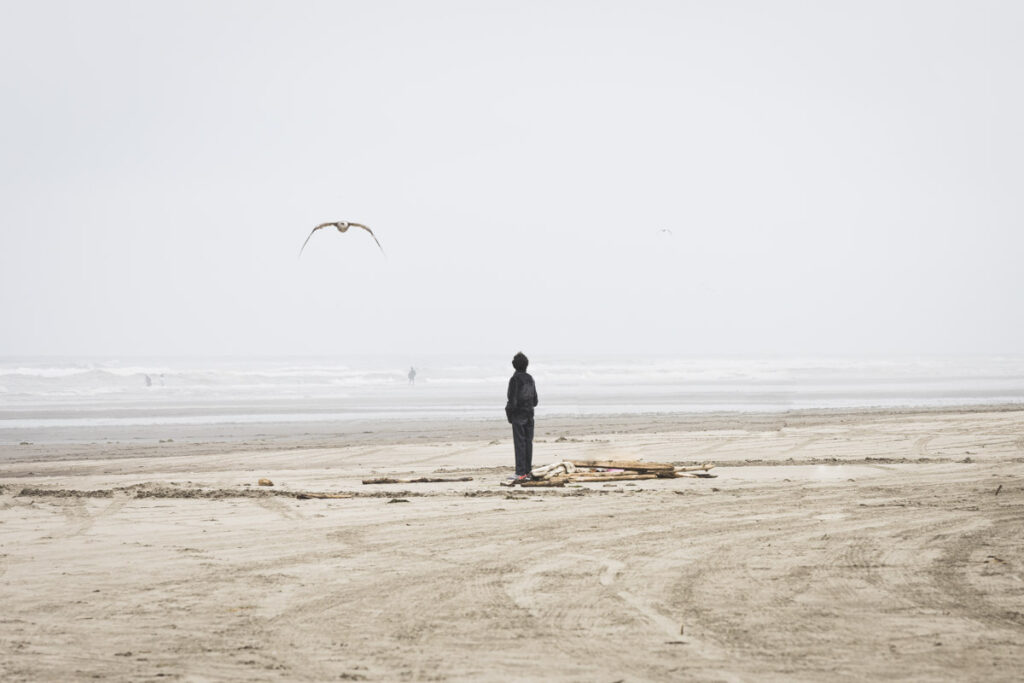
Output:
(2, 406), (1023, 681)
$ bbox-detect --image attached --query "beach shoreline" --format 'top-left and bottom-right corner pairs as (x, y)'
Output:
(2, 406), (1023, 681)
(2, 400), (1022, 451)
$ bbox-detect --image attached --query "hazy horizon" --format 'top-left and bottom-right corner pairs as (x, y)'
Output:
(2, 1), (1022, 358)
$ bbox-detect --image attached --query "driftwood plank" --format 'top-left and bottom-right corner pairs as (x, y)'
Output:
(675, 463), (715, 473)
(362, 476), (473, 485)
(568, 460), (674, 472)
(569, 470), (659, 479)
(571, 473), (658, 482)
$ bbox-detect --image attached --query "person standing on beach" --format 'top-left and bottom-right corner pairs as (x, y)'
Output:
(408, 366), (416, 385)
(506, 352), (538, 482)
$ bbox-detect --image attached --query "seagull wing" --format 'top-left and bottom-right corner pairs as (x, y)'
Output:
(349, 223), (386, 256)
(299, 223), (333, 257)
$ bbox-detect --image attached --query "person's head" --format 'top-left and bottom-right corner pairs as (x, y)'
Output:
(512, 352), (529, 372)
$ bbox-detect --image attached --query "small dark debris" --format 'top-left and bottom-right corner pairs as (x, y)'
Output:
(387, 498), (409, 504)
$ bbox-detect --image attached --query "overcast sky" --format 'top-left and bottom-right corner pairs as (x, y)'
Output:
(1, 1), (1021, 358)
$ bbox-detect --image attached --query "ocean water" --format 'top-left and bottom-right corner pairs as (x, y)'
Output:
(1, 355), (1023, 430)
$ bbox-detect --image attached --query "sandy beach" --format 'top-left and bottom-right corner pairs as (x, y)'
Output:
(0, 405), (1021, 681)
(6, 0), (1024, 679)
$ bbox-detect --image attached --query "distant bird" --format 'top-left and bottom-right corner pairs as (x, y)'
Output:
(659, 228), (673, 235)
(299, 221), (385, 257)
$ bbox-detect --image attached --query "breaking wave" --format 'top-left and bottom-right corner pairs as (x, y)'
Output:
(1, 355), (1023, 428)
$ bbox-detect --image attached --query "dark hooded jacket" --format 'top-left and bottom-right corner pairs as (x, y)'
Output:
(505, 371), (538, 424)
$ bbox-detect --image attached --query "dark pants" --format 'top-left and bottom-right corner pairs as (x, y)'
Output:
(512, 419), (534, 476)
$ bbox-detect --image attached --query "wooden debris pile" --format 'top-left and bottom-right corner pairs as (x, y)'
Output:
(509, 460), (716, 487)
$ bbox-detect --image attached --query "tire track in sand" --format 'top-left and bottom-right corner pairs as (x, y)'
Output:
(507, 550), (730, 662)
(51, 496), (128, 538)
(914, 435), (936, 458)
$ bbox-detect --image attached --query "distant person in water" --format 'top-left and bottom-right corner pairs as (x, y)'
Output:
(144, 374), (152, 387)
(505, 352), (538, 482)
(408, 366), (417, 385)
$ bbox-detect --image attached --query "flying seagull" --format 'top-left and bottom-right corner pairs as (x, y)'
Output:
(299, 221), (385, 257)
(659, 228), (673, 235)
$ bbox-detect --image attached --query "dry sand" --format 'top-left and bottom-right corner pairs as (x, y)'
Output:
(1, 406), (1023, 681)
